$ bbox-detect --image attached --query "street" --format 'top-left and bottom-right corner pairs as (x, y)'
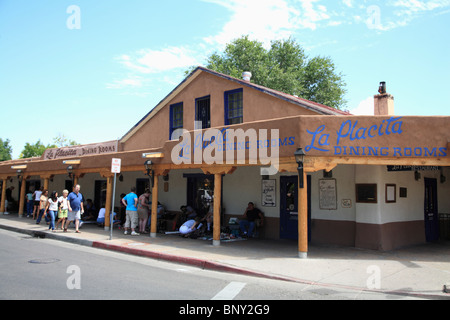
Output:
(0, 228), (428, 303)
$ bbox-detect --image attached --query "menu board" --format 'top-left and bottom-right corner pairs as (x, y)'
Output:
(319, 179), (337, 210)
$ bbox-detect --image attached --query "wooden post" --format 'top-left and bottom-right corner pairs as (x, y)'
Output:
(213, 173), (222, 246)
(150, 175), (159, 238)
(18, 177), (27, 217)
(298, 170), (308, 258)
(0, 179), (7, 213)
(104, 176), (113, 230)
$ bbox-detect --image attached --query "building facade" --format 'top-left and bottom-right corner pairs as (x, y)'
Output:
(1, 67), (449, 257)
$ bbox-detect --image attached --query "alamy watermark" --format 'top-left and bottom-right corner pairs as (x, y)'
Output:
(171, 122), (280, 175)
(66, 265), (81, 290)
(66, 5), (81, 30)
(366, 265), (381, 290)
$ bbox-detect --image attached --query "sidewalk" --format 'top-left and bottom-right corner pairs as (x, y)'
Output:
(1, 214), (449, 299)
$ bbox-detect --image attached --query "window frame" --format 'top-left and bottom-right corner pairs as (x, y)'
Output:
(169, 102), (183, 140)
(224, 88), (243, 125)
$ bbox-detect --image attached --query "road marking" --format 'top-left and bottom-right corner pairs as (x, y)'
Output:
(211, 281), (246, 300)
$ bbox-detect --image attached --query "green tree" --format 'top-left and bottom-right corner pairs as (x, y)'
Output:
(192, 36), (347, 110)
(53, 134), (78, 148)
(20, 140), (57, 159)
(0, 138), (13, 161)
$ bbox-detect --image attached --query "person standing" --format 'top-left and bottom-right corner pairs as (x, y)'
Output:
(45, 191), (59, 232)
(67, 184), (84, 233)
(36, 190), (48, 224)
(121, 186), (139, 235)
(56, 189), (69, 231)
(32, 187), (43, 220)
(137, 189), (151, 234)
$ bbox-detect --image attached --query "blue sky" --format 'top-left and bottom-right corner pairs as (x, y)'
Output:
(1, 0), (449, 159)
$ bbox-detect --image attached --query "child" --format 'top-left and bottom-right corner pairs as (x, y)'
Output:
(56, 190), (69, 231)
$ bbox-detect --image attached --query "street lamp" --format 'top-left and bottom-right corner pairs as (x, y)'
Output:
(67, 165), (74, 179)
(144, 160), (154, 188)
(294, 148), (306, 188)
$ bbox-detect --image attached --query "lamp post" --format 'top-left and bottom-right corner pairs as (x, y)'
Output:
(144, 160), (154, 188)
(294, 148), (306, 188)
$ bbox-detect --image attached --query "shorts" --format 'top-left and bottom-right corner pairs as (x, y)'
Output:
(124, 210), (138, 229)
(68, 210), (81, 221)
(58, 209), (68, 219)
(34, 201), (40, 207)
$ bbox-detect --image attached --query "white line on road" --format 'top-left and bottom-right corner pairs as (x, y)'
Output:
(211, 281), (247, 300)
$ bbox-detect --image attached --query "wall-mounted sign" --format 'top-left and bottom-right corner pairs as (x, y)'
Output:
(44, 141), (118, 160)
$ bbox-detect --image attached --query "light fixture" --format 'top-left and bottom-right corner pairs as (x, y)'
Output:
(67, 165), (74, 179)
(144, 160), (154, 188)
(294, 148), (306, 188)
(11, 165), (27, 170)
(62, 159), (81, 165)
(16, 170), (23, 182)
(142, 152), (164, 159)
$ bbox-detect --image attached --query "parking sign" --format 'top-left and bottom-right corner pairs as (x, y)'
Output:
(111, 158), (121, 173)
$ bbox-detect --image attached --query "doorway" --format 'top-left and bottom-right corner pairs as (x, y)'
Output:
(424, 178), (439, 242)
(280, 175), (311, 240)
(185, 174), (215, 217)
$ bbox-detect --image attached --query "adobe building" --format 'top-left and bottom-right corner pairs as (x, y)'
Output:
(1, 67), (449, 258)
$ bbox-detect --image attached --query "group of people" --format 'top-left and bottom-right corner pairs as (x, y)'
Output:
(29, 185), (84, 233)
(178, 202), (264, 239)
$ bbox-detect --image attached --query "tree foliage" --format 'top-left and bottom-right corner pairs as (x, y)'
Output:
(0, 139), (13, 161)
(195, 36), (347, 110)
(20, 140), (55, 159)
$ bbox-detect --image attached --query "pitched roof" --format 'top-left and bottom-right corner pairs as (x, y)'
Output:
(120, 66), (350, 143)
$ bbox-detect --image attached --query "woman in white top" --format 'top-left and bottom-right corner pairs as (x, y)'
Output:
(56, 190), (69, 231)
(32, 187), (43, 220)
(45, 191), (59, 232)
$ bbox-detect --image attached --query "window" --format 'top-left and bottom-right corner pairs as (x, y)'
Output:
(355, 184), (377, 203)
(170, 102), (183, 140)
(225, 88), (243, 125)
(195, 96), (211, 129)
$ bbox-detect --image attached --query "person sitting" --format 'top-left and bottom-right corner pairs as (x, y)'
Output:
(239, 202), (264, 238)
(179, 217), (202, 238)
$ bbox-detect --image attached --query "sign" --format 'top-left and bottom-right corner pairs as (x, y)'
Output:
(261, 179), (276, 207)
(44, 140), (118, 160)
(111, 158), (121, 173)
(319, 179), (337, 210)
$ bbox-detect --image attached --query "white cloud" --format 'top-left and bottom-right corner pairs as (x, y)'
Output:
(202, 0), (334, 48)
(350, 96), (374, 115)
(115, 46), (200, 74)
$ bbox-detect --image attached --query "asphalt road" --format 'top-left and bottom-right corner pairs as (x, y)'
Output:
(0, 228), (425, 304)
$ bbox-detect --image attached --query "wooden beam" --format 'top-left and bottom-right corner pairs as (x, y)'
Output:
(150, 175), (159, 238)
(213, 173), (222, 246)
(202, 166), (236, 175)
(298, 170), (308, 259)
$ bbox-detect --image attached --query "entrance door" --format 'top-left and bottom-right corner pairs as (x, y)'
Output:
(424, 178), (439, 242)
(280, 176), (311, 240)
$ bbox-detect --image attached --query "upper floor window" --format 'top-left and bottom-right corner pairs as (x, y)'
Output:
(195, 95), (211, 129)
(224, 88), (243, 125)
(170, 102), (183, 140)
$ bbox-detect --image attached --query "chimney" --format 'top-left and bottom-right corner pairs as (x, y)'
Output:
(374, 81), (394, 115)
(242, 71), (252, 82)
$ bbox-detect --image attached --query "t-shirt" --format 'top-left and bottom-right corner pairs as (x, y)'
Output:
(123, 192), (138, 211)
(68, 192), (83, 212)
(40, 195), (48, 210)
(48, 199), (59, 211)
(58, 196), (69, 210)
(34, 190), (42, 201)
(246, 208), (262, 222)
